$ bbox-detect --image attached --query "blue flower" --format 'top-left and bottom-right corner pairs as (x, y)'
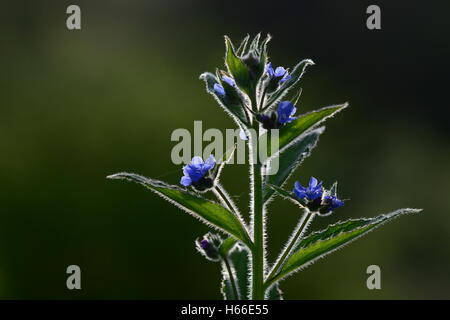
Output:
(222, 75), (236, 87)
(214, 76), (236, 97)
(214, 83), (225, 96)
(266, 62), (292, 83)
(294, 177), (323, 201)
(324, 194), (344, 211)
(239, 129), (248, 141)
(277, 101), (297, 124)
(181, 155), (216, 187)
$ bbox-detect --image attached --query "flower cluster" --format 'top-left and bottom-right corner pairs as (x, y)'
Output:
(264, 61), (292, 94)
(257, 100), (297, 129)
(293, 177), (344, 214)
(267, 62), (291, 83)
(181, 155), (216, 191)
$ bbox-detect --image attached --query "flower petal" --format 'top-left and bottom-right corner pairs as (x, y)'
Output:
(222, 75), (235, 87)
(239, 129), (248, 141)
(204, 155), (216, 170)
(274, 66), (286, 77)
(309, 177), (318, 188)
(180, 175), (192, 187)
(266, 62), (274, 77)
(277, 101), (296, 124)
(191, 156), (204, 166)
(280, 73), (291, 83)
(290, 107), (297, 116)
(294, 181), (306, 191)
(294, 188), (306, 200)
(214, 83), (225, 96)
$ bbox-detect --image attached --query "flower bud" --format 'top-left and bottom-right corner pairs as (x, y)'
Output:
(196, 233), (223, 262)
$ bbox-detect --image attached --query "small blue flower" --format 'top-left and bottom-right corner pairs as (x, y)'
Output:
(222, 75), (236, 87)
(277, 101), (297, 124)
(214, 83), (225, 96)
(266, 62), (292, 83)
(239, 129), (248, 141)
(181, 155), (216, 187)
(294, 177), (323, 201)
(324, 194), (344, 211)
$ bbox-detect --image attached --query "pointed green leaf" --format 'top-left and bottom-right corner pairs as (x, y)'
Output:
(221, 245), (250, 300)
(200, 72), (248, 125)
(225, 36), (252, 96)
(267, 208), (422, 285)
(107, 173), (253, 248)
(248, 33), (261, 54)
(264, 126), (325, 202)
(237, 34), (250, 56)
(261, 103), (347, 158)
(263, 59), (314, 111)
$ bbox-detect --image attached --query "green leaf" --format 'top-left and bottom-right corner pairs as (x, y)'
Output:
(200, 72), (248, 125)
(263, 59), (314, 111)
(219, 237), (237, 256)
(261, 103), (347, 158)
(225, 36), (252, 96)
(248, 33), (261, 54)
(221, 245), (250, 300)
(221, 244), (283, 300)
(107, 173), (253, 248)
(266, 208), (422, 285)
(237, 34), (250, 56)
(263, 126), (324, 202)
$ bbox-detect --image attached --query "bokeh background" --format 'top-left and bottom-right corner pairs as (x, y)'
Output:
(1, 0), (449, 299)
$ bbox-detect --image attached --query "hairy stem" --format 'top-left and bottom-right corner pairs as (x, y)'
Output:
(252, 162), (264, 299)
(249, 115), (265, 300)
(258, 85), (268, 111)
(222, 257), (239, 300)
(264, 210), (314, 288)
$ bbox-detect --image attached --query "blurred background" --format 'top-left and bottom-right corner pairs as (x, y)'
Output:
(0, 0), (449, 299)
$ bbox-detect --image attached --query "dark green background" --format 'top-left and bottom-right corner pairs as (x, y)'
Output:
(1, 1), (449, 299)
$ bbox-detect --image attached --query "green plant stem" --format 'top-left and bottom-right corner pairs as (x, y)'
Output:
(250, 119), (264, 299)
(222, 257), (239, 300)
(264, 210), (314, 289)
(258, 85), (268, 111)
(252, 162), (264, 300)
